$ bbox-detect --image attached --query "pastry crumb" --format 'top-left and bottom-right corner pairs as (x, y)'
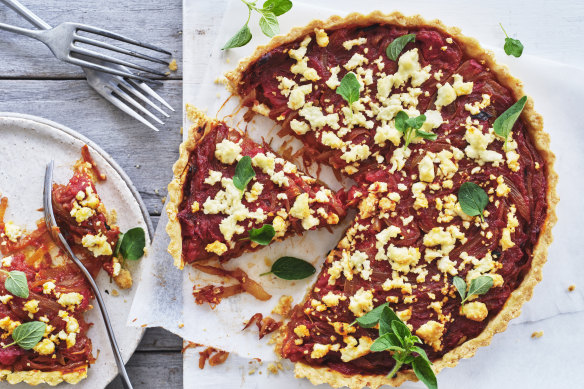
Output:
(531, 331), (543, 339)
(272, 295), (293, 317)
(267, 362), (283, 375)
(178, 323), (184, 328)
(111, 289), (119, 297)
(568, 284), (576, 292)
(169, 59), (178, 72)
(161, 196), (167, 204)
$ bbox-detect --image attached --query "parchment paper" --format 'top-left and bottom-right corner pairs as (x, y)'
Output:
(131, 0), (584, 386)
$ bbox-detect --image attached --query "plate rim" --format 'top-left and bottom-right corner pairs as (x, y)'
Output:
(0, 112), (152, 387)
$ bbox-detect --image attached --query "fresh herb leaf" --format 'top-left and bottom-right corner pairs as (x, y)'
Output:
(500, 23), (524, 57)
(223, 0), (293, 49)
(386, 33), (416, 61)
(453, 275), (493, 307)
(119, 227), (146, 260)
(412, 356), (438, 389)
(233, 155), (256, 191)
(260, 256), (315, 280)
(394, 111), (430, 149)
(249, 224), (275, 246)
(357, 303), (437, 388)
(493, 96), (527, 149)
(452, 276), (467, 302)
(353, 302), (389, 328)
(2, 270), (29, 298)
(259, 11), (279, 38)
(336, 72), (361, 106)
(457, 182), (489, 222)
(415, 129), (437, 141)
(222, 24), (253, 50)
(3, 321), (46, 350)
(262, 0), (292, 16)
(468, 276), (494, 297)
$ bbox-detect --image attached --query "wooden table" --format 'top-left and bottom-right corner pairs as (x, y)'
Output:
(0, 0), (185, 387)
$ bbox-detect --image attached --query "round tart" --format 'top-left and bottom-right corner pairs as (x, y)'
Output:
(224, 11), (558, 388)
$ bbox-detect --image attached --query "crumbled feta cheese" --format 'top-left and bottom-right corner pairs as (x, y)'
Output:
(348, 288), (374, 317)
(215, 139), (242, 164)
(81, 233), (113, 257)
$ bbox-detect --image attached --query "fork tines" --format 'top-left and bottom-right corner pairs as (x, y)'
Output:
(71, 23), (172, 80)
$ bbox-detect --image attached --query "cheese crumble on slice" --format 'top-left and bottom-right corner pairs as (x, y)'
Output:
(460, 301), (488, 321)
(340, 336), (373, 362)
(215, 139), (242, 164)
(415, 320), (444, 352)
(348, 288), (374, 318)
(81, 233), (112, 257)
(342, 37), (367, 50)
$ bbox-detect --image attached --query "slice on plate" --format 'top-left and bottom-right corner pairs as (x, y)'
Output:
(225, 11), (558, 388)
(52, 146), (132, 289)
(0, 199), (93, 385)
(166, 106), (348, 269)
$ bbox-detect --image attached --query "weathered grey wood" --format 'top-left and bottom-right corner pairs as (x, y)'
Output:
(106, 351), (183, 389)
(0, 79), (183, 215)
(137, 327), (183, 352)
(0, 0), (183, 79)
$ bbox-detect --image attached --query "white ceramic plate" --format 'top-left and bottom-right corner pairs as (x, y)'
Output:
(0, 113), (153, 388)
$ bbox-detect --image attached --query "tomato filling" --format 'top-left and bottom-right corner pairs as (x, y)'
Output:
(177, 122), (347, 264)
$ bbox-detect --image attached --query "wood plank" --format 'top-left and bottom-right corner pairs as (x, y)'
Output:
(0, 79), (186, 215)
(105, 351), (182, 389)
(137, 327), (183, 352)
(0, 0), (183, 79)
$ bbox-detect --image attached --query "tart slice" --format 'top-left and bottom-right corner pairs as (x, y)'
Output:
(52, 147), (132, 289)
(0, 199), (93, 385)
(166, 107), (348, 269)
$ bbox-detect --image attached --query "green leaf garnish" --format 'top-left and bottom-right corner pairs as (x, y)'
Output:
(1, 270), (29, 298)
(500, 23), (524, 57)
(119, 227), (146, 260)
(3, 321), (46, 350)
(233, 156), (256, 192)
(260, 256), (315, 280)
(249, 224), (275, 246)
(262, 0), (292, 16)
(386, 33), (416, 61)
(336, 71), (361, 106)
(258, 11), (279, 38)
(355, 303), (437, 388)
(493, 96), (527, 149)
(222, 24), (253, 50)
(412, 356), (438, 389)
(453, 275), (494, 307)
(394, 111), (430, 149)
(223, 0), (293, 50)
(457, 182), (489, 222)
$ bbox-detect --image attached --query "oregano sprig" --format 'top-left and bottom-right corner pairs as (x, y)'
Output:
(336, 72), (361, 106)
(223, 0), (293, 50)
(116, 227), (146, 261)
(248, 224), (275, 245)
(355, 303), (437, 389)
(457, 182), (489, 222)
(0, 269), (29, 298)
(233, 156), (256, 192)
(453, 275), (494, 308)
(499, 23), (524, 58)
(386, 34), (416, 61)
(259, 256), (315, 279)
(493, 96), (527, 150)
(2, 321), (46, 350)
(394, 111), (434, 149)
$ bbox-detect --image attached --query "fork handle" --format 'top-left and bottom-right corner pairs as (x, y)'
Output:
(0, 21), (42, 39)
(0, 0), (51, 29)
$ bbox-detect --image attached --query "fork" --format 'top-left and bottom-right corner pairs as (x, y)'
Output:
(0, 0), (171, 82)
(1, 0), (174, 131)
(43, 161), (133, 389)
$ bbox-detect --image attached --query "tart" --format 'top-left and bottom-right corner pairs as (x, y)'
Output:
(224, 11), (558, 388)
(166, 106), (348, 269)
(0, 200), (93, 385)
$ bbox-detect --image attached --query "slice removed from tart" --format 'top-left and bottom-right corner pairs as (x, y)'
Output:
(166, 106), (348, 269)
(52, 147), (132, 289)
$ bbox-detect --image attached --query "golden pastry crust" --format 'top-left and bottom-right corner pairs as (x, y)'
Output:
(0, 366), (87, 386)
(227, 11), (558, 388)
(166, 105), (218, 269)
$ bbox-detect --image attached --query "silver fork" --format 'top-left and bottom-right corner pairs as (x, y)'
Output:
(0, 0), (170, 82)
(1, 0), (174, 131)
(43, 161), (133, 389)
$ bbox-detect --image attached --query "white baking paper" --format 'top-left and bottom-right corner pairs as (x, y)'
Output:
(130, 0), (584, 386)
(0, 114), (151, 389)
